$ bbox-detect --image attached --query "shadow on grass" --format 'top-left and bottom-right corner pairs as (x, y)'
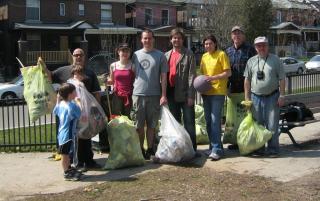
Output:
(83, 151), (209, 182)
(82, 159), (162, 183)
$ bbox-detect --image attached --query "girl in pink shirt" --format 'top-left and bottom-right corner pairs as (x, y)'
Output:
(107, 43), (135, 117)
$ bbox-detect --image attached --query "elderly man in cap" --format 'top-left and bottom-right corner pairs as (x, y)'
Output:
(224, 26), (256, 149)
(244, 36), (285, 157)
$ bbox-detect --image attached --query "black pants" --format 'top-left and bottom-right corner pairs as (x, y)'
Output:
(77, 138), (94, 165)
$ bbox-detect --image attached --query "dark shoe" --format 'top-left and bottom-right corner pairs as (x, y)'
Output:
(204, 149), (211, 156)
(141, 148), (147, 159)
(99, 147), (110, 153)
(250, 151), (265, 157)
(64, 168), (81, 181)
(151, 155), (160, 163)
(145, 148), (155, 160)
(208, 153), (221, 161)
(227, 144), (239, 150)
(194, 152), (202, 158)
(86, 161), (102, 170)
(267, 152), (279, 158)
(75, 164), (87, 173)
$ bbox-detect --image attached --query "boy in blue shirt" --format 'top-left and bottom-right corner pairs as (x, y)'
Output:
(53, 83), (82, 181)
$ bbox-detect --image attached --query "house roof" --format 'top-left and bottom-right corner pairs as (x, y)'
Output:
(172, 0), (208, 4)
(85, 25), (141, 35)
(272, 0), (314, 10)
(129, 0), (180, 5)
(270, 21), (320, 34)
(14, 21), (95, 30)
(270, 22), (302, 35)
(270, 22), (301, 30)
(151, 25), (194, 36)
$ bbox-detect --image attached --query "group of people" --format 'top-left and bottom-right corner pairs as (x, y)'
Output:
(51, 26), (285, 181)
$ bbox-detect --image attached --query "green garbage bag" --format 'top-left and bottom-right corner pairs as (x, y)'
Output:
(195, 104), (209, 144)
(223, 93), (246, 145)
(237, 112), (273, 155)
(21, 58), (56, 122)
(104, 116), (145, 170)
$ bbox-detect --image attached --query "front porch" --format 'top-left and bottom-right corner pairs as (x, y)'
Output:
(26, 50), (71, 66)
(270, 22), (320, 57)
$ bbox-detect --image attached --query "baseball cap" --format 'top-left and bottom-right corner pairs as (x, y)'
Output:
(254, 36), (268, 44)
(231, 26), (243, 33)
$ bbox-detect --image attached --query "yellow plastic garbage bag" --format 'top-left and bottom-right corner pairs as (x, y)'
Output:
(20, 57), (56, 122)
(195, 104), (209, 144)
(223, 94), (247, 145)
(104, 116), (145, 170)
(237, 112), (272, 155)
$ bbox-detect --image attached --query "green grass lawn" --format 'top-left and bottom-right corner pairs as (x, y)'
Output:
(290, 86), (320, 94)
(0, 124), (57, 152)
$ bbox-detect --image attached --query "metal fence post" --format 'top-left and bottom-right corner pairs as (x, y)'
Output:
(287, 76), (292, 94)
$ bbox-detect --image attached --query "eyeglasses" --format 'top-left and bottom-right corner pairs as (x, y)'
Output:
(72, 54), (84, 57)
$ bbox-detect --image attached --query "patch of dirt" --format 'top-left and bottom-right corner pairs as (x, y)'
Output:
(26, 166), (320, 201)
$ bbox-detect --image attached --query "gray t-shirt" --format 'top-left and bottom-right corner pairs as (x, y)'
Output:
(132, 49), (168, 96)
(244, 53), (285, 95)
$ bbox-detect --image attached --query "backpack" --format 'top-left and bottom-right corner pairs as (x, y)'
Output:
(281, 102), (314, 122)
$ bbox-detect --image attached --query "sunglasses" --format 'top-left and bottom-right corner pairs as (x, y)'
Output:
(72, 54), (84, 57)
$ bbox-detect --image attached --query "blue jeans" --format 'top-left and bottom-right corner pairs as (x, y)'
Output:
(251, 92), (280, 153)
(168, 98), (197, 151)
(202, 95), (225, 156)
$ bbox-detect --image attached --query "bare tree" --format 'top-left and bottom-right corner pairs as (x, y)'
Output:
(195, 0), (244, 49)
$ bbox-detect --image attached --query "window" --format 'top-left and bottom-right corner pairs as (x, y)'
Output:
(101, 4), (112, 23)
(79, 3), (84, 16)
(161, 10), (169, 25)
(26, 33), (41, 51)
(276, 11), (282, 24)
(306, 32), (318, 41)
(26, 0), (40, 21)
(189, 10), (199, 27)
(59, 3), (65, 16)
(145, 8), (153, 25)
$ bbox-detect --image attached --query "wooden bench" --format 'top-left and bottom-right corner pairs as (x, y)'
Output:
(280, 92), (320, 146)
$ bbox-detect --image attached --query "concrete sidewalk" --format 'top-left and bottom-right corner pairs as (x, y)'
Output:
(1, 114), (320, 201)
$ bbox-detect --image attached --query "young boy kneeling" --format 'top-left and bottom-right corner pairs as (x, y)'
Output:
(54, 83), (82, 181)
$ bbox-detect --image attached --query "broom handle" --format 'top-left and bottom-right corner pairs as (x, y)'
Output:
(16, 57), (25, 68)
(105, 87), (112, 118)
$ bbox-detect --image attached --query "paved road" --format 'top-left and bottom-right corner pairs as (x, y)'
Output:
(0, 104), (55, 130)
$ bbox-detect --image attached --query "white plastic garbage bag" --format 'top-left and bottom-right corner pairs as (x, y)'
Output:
(155, 106), (195, 163)
(68, 78), (107, 139)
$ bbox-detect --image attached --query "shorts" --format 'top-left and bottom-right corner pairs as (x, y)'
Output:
(58, 141), (72, 155)
(131, 95), (160, 129)
(112, 94), (132, 117)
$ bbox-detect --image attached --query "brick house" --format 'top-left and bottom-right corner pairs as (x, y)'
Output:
(270, 0), (320, 56)
(0, 0), (139, 78)
(126, 0), (183, 52)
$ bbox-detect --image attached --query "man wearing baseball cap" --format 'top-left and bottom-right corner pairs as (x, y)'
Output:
(224, 26), (256, 150)
(243, 36), (285, 157)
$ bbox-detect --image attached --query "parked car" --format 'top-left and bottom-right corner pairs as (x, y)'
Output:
(0, 75), (60, 100)
(280, 57), (306, 75)
(305, 55), (320, 72)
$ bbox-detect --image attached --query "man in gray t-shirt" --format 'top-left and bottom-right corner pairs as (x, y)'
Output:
(131, 29), (168, 160)
(244, 36), (285, 157)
